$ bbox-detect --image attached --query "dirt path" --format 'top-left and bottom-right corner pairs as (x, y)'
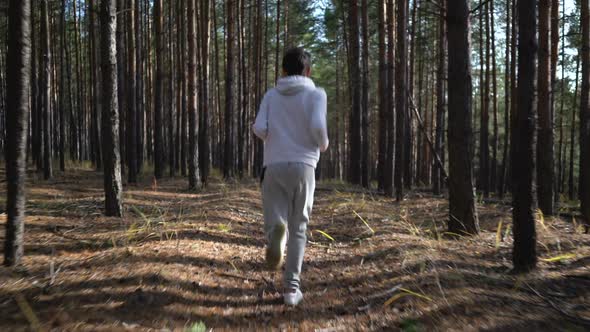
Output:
(1, 169), (589, 331)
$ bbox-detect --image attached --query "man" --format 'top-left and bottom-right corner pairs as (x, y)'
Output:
(252, 47), (329, 306)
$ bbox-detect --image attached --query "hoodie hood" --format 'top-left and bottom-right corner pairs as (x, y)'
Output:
(275, 75), (315, 96)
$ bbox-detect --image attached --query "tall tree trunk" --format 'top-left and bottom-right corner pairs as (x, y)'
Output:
(552, 0), (560, 194)
(480, 0), (490, 197)
(513, 0), (538, 273)
(394, 0), (407, 201)
(41, 0), (52, 180)
(377, 0), (387, 191)
(446, 0), (480, 235)
(180, 0), (187, 176)
(59, 0), (67, 172)
(360, 0), (369, 188)
(433, 1), (445, 195)
(538, 0), (555, 215)
(188, 0), (201, 188)
(31, 5), (40, 169)
(153, 0), (164, 179)
(90, 0), (102, 170)
(135, 0), (143, 174)
(199, 0), (211, 185)
(224, 0), (235, 179)
(569, 55), (580, 200)
(274, 0), (281, 82)
(4, 0), (31, 267)
(168, 1), (176, 177)
(126, 0), (138, 183)
(100, 0), (123, 217)
(384, 0), (395, 196)
(499, 0), (511, 197)
(490, 0), (499, 192)
(580, 0), (590, 223)
(348, 0), (362, 185)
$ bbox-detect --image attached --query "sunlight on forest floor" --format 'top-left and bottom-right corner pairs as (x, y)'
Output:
(0, 168), (589, 331)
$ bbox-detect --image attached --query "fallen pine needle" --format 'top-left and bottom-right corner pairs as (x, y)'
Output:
(399, 288), (433, 302)
(383, 293), (409, 307)
(353, 210), (375, 234)
(383, 287), (433, 307)
(540, 253), (577, 263)
(315, 230), (335, 242)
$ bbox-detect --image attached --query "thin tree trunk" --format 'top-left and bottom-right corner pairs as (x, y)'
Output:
(188, 0), (201, 188)
(224, 0), (235, 179)
(199, 0), (211, 184)
(153, 0), (164, 178)
(126, 0), (138, 183)
(384, 0), (395, 196)
(394, 0), (407, 201)
(490, 0), (498, 192)
(377, 0), (387, 191)
(41, 0), (52, 180)
(569, 55), (580, 200)
(499, 0), (511, 197)
(168, 1), (175, 177)
(274, 0), (281, 82)
(100, 0), (123, 217)
(433, 1), (445, 195)
(538, 0), (555, 215)
(360, 0), (369, 188)
(348, 0), (362, 185)
(513, 0), (538, 272)
(446, 0), (479, 235)
(580, 0), (590, 223)
(4, 0), (31, 267)
(59, 0), (67, 172)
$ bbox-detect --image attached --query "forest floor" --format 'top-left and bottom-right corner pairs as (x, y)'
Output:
(0, 167), (589, 331)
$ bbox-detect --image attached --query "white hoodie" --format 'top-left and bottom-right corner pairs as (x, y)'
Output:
(252, 75), (329, 168)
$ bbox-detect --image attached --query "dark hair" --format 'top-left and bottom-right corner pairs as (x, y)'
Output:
(282, 47), (311, 76)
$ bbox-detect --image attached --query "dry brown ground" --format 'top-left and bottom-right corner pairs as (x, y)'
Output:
(0, 168), (589, 331)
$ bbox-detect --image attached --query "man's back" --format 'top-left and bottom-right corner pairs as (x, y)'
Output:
(253, 75), (328, 168)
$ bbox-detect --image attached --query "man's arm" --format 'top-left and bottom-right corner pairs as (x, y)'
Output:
(310, 88), (329, 152)
(252, 93), (269, 140)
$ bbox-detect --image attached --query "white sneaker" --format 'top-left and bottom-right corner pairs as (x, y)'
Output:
(266, 223), (286, 270)
(284, 289), (303, 306)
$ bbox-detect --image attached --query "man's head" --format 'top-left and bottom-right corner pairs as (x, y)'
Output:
(282, 47), (312, 77)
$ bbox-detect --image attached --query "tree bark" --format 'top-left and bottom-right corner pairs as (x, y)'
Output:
(199, 0), (211, 185)
(188, 0), (201, 188)
(537, 0), (555, 215)
(433, 1), (446, 195)
(490, 0), (499, 192)
(224, 0), (235, 179)
(385, 0), (395, 196)
(394, 0), (407, 201)
(4, 0), (31, 267)
(580, 0), (590, 223)
(100, 0), (124, 217)
(348, 0), (362, 185)
(41, 0), (52, 180)
(499, 0), (511, 197)
(569, 55), (580, 200)
(446, 0), (480, 235)
(360, 0), (370, 188)
(153, 0), (164, 179)
(513, 0), (538, 273)
(126, 0), (138, 183)
(377, 0), (387, 191)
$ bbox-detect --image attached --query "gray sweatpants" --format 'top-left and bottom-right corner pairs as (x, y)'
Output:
(262, 162), (316, 290)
